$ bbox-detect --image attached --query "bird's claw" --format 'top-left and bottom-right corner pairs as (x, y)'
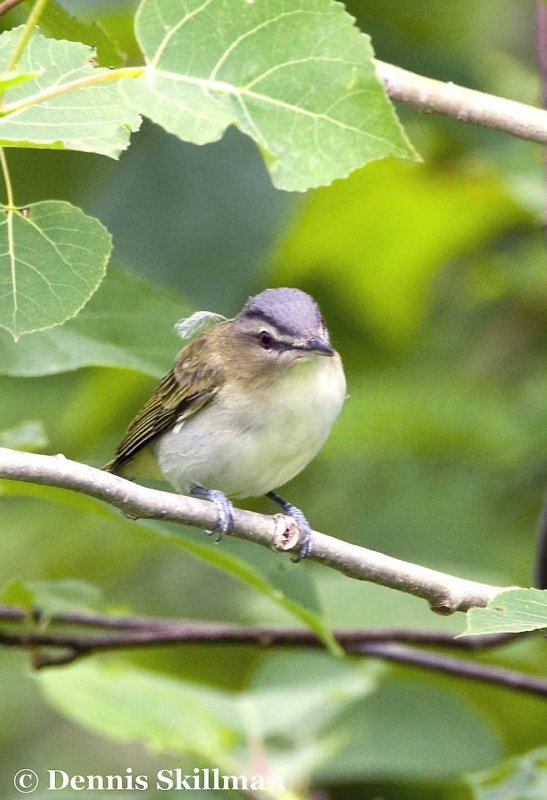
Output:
(190, 485), (234, 544)
(204, 489), (234, 542)
(286, 507), (312, 561)
(266, 491), (313, 560)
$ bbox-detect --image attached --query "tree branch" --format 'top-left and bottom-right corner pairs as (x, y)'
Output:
(375, 59), (547, 146)
(0, 0), (26, 16)
(0, 448), (513, 614)
(354, 642), (547, 699)
(1, 606), (544, 697)
(0, 605), (515, 648)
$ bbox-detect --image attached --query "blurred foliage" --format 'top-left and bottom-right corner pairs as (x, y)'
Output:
(0, 0), (546, 798)
(467, 747), (547, 800)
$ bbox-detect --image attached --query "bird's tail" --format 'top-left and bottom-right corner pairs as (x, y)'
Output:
(101, 458), (119, 473)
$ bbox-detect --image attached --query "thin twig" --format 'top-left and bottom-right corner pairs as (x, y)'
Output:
(0, 448), (511, 614)
(0, 610), (542, 697)
(0, 147), (15, 207)
(355, 643), (547, 699)
(0, 609), (516, 650)
(4, 0), (48, 73)
(0, 0), (26, 16)
(375, 59), (547, 146)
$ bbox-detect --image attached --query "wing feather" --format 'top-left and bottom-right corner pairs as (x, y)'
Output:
(104, 334), (224, 474)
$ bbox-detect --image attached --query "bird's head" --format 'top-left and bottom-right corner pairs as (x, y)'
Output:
(232, 288), (335, 371)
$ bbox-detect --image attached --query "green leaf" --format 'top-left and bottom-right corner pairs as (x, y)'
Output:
(0, 419), (47, 450)
(0, 269), (186, 377)
(39, 661), (236, 761)
(38, 654), (377, 779)
(272, 159), (530, 344)
(5, 0), (125, 67)
(122, 0), (416, 191)
(467, 747), (547, 800)
(0, 200), (111, 340)
(24, 578), (104, 615)
(2, 577), (34, 609)
(2, 577), (102, 615)
(0, 28), (140, 158)
(465, 588), (547, 636)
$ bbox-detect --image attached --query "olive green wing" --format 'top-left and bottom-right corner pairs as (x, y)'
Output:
(104, 341), (223, 474)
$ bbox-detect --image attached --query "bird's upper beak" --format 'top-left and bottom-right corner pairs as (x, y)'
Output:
(301, 335), (335, 357)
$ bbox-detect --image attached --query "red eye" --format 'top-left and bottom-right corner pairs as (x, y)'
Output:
(259, 330), (273, 350)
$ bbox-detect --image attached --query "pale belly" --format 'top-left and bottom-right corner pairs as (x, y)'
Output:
(154, 355), (346, 498)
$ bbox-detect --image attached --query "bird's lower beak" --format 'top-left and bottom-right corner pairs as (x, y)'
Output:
(303, 335), (335, 357)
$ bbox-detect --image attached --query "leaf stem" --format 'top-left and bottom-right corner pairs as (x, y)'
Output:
(4, 0), (48, 73)
(0, 149), (17, 335)
(0, 65), (146, 115)
(0, 147), (14, 207)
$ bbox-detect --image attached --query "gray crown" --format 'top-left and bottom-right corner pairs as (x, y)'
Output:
(239, 288), (321, 336)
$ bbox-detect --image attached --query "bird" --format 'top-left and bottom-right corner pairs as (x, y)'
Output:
(104, 287), (346, 558)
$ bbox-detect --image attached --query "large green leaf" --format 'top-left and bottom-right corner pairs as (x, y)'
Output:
(3, 0), (125, 67)
(122, 0), (416, 191)
(0, 269), (184, 376)
(0, 28), (140, 157)
(39, 660), (236, 762)
(38, 654), (377, 785)
(466, 747), (547, 800)
(465, 588), (547, 636)
(0, 200), (111, 340)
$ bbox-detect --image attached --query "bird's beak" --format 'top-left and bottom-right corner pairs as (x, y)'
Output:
(302, 335), (335, 357)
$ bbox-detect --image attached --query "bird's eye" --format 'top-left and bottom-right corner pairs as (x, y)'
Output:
(259, 330), (273, 350)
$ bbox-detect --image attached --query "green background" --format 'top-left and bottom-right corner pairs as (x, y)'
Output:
(0, 1), (546, 798)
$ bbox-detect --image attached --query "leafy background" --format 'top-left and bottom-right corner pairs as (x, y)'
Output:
(0, 0), (546, 798)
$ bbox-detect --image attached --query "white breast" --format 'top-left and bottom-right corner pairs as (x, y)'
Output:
(154, 354), (346, 498)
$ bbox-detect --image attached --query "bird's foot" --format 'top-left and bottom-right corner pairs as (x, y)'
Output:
(266, 492), (312, 560)
(190, 485), (234, 543)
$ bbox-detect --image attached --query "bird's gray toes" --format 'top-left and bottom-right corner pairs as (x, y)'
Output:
(191, 484), (234, 543)
(285, 506), (312, 561)
(207, 490), (234, 540)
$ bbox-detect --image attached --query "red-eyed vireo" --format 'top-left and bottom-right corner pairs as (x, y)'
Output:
(104, 288), (346, 557)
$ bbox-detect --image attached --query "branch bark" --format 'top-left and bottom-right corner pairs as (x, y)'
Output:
(375, 59), (547, 146)
(0, 448), (511, 614)
(0, 0), (26, 16)
(2, 606), (544, 698)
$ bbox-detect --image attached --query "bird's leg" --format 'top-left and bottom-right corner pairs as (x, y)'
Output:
(266, 491), (312, 559)
(190, 484), (234, 542)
